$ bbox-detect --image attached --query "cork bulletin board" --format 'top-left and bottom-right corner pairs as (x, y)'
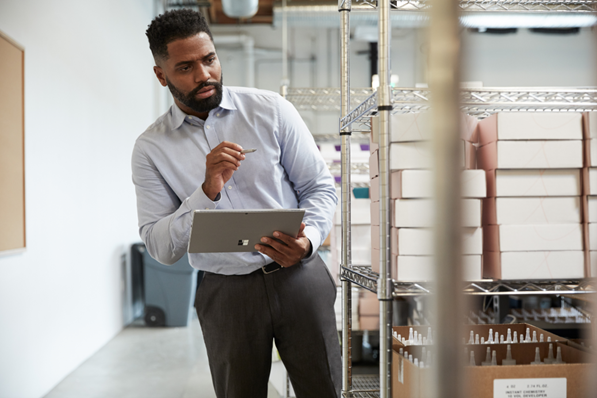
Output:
(0, 29), (25, 254)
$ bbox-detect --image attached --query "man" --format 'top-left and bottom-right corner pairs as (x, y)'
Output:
(132, 9), (341, 398)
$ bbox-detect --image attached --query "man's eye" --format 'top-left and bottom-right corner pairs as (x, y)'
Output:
(179, 66), (190, 71)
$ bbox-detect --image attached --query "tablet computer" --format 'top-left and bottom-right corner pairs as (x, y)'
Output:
(187, 209), (306, 253)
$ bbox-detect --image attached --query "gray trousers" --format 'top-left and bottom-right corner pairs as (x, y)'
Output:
(194, 255), (341, 398)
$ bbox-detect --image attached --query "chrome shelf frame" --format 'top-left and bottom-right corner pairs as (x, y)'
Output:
(353, 0), (597, 12)
(341, 266), (597, 296)
(340, 87), (597, 131)
(286, 88), (374, 112)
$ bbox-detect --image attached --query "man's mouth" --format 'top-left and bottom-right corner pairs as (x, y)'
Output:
(194, 86), (216, 99)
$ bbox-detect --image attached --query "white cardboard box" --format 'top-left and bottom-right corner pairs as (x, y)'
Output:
(390, 170), (486, 199)
(588, 197), (597, 223)
(369, 150), (379, 179)
(395, 227), (483, 255)
(587, 168), (597, 195)
(484, 251), (585, 280)
(487, 197), (582, 225)
(590, 251), (597, 278)
(477, 140), (583, 170)
(394, 199), (481, 228)
(394, 255), (482, 282)
(370, 200), (395, 226)
(589, 223), (597, 250)
(588, 139), (597, 167)
(487, 169), (581, 197)
(583, 112), (597, 139)
(372, 112), (479, 143)
(390, 140), (474, 170)
(484, 224), (584, 252)
(478, 112), (583, 145)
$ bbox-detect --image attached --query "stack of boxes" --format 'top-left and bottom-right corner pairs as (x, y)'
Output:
(477, 113), (586, 280)
(370, 112), (486, 281)
(584, 113), (597, 277)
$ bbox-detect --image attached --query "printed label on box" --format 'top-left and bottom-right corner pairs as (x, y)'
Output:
(493, 378), (566, 398)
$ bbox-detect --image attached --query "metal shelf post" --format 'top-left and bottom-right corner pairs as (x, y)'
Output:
(376, 2), (393, 398)
(339, 0), (353, 396)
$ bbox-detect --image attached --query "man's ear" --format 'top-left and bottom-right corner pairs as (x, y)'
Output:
(153, 66), (168, 87)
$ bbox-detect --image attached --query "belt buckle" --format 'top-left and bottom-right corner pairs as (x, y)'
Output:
(262, 262), (282, 274)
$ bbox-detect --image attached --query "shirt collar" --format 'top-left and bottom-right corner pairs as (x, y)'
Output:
(170, 86), (237, 130)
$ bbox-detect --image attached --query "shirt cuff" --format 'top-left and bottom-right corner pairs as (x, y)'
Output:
(303, 225), (321, 261)
(186, 186), (221, 211)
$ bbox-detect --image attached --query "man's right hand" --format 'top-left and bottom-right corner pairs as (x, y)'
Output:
(202, 141), (245, 200)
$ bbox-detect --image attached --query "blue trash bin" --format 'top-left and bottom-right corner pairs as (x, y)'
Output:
(140, 246), (199, 327)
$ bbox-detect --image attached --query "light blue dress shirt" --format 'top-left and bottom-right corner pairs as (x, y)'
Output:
(132, 86), (338, 275)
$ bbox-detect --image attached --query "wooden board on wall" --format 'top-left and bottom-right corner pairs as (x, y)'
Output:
(0, 30), (25, 253)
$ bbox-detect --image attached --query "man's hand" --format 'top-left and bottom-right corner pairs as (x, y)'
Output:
(202, 141), (245, 200)
(255, 222), (312, 268)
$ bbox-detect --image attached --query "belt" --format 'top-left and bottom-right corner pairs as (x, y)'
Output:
(262, 261), (283, 274)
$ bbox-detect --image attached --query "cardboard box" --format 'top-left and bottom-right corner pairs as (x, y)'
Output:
(372, 112), (479, 143)
(390, 169), (486, 199)
(370, 176), (379, 201)
(483, 250), (585, 279)
(394, 199), (482, 228)
(359, 290), (379, 316)
(588, 197), (597, 223)
(371, 248), (397, 277)
(369, 150), (379, 179)
(392, 324), (595, 398)
(395, 227), (482, 255)
(482, 197), (581, 225)
(359, 315), (379, 331)
(586, 168), (597, 195)
(370, 200), (395, 227)
(588, 138), (597, 167)
(591, 251), (597, 277)
(583, 111), (597, 139)
(477, 140), (583, 170)
(478, 112), (582, 146)
(393, 255), (482, 282)
(390, 140), (474, 170)
(487, 169), (581, 197)
(484, 224), (583, 252)
(589, 223), (597, 250)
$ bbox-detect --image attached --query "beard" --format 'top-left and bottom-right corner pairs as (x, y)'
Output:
(166, 74), (223, 114)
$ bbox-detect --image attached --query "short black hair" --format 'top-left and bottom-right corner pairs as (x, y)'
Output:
(146, 9), (213, 62)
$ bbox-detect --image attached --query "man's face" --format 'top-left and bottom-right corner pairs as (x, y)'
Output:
(153, 32), (223, 117)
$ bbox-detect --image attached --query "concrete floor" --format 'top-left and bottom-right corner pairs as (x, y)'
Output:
(44, 314), (281, 398)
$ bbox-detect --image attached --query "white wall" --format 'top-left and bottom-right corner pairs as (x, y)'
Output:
(0, 1), (158, 397)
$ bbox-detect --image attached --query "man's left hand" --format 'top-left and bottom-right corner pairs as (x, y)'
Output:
(255, 222), (311, 268)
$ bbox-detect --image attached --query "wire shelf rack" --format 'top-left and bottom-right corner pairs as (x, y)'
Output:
(339, 87), (597, 131)
(286, 88), (375, 112)
(340, 266), (597, 296)
(352, 0), (597, 12)
(343, 375), (380, 398)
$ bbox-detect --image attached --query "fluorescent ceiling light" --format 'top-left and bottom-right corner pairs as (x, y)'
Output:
(460, 13), (597, 28)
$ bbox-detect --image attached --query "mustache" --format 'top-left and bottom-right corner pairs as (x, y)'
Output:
(189, 81), (222, 97)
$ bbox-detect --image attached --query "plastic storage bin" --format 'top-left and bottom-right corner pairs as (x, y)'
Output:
(141, 246), (199, 327)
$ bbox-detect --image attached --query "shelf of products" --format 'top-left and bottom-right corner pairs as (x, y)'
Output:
(341, 266), (597, 297)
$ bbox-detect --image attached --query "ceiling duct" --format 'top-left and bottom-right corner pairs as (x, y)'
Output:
(222, 0), (259, 18)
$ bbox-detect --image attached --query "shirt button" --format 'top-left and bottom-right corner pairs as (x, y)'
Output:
(206, 125), (211, 129)
(216, 113), (221, 117)
(205, 207), (209, 210)
(228, 186), (232, 190)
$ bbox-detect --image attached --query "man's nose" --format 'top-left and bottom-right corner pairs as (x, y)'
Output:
(194, 65), (211, 84)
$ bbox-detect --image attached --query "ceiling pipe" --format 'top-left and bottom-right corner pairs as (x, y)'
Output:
(213, 35), (255, 88)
